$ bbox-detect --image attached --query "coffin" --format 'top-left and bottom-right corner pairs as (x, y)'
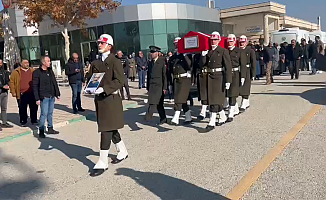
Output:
(178, 31), (232, 53)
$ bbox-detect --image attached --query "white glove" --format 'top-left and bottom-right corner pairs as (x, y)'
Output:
(252, 77), (255, 81)
(183, 53), (187, 57)
(168, 85), (173, 94)
(241, 78), (245, 86)
(94, 87), (104, 95)
(202, 50), (208, 56)
(225, 83), (231, 90)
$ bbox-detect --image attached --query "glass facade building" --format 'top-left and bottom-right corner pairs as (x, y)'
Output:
(5, 3), (222, 66)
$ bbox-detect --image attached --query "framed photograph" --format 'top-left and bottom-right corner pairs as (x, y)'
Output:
(84, 73), (105, 94)
(184, 36), (199, 49)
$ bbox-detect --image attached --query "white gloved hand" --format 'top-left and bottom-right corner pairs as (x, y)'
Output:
(202, 50), (208, 56)
(252, 77), (255, 81)
(225, 83), (231, 90)
(183, 53), (187, 57)
(241, 78), (245, 86)
(94, 87), (104, 95)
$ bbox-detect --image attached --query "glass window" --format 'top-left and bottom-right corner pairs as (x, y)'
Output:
(20, 49), (29, 60)
(17, 37), (29, 49)
(71, 30), (81, 45)
(139, 20), (154, 35)
(223, 24), (234, 36)
(80, 27), (97, 42)
(103, 24), (114, 36)
(154, 34), (168, 51)
(153, 20), (166, 34)
(167, 33), (179, 51)
(140, 35), (154, 50)
(194, 20), (205, 33)
(97, 26), (104, 37)
(166, 20), (179, 34)
(57, 34), (65, 45)
(178, 19), (189, 35)
(29, 36), (40, 47)
(29, 47), (41, 60)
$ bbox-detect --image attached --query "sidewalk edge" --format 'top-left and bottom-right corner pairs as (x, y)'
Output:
(0, 102), (138, 144)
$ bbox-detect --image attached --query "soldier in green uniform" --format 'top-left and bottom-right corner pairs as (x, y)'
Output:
(239, 35), (256, 112)
(88, 34), (128, 177)
(200, 32), (232, 132)
(169, 37), (193, 125)
(225, 34), (247, 122)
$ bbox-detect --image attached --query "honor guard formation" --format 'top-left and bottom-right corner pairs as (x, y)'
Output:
(83, 30), (258, 176)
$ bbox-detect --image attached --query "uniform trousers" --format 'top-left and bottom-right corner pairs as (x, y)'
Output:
(120, 74), (130, 99)
(147, 94), (166, 120)
(202, 100), (223, 113)
(229, 97), (237, 106)
(288, 60), (300, 79)
(174, 103), (189, 112)
(100, 130), (122, 150)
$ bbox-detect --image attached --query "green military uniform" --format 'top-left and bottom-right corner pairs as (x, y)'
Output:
(200, 46), (232, 110)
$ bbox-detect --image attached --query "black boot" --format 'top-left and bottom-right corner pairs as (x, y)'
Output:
(48, 127), (59, 134)
(39, 129), (45, 138)
(90, 169), (107, 177)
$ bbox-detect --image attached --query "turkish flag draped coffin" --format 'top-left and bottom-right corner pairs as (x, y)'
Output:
(178, 31), (231, 54)
(178, 31), (211, 54)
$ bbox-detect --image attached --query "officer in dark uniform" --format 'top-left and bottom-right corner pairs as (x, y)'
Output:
(239, 35), (256, 112)
(116, 50), (131, 100)
(169, 37), (193, 125)
(88, 34), (128, 177)
(200, 31), (232, 132)
(226, 34), (247, 122)
(145, 45), (168, 125)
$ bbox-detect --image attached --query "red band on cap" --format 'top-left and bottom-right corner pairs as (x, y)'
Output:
(98, 37), (108, 43)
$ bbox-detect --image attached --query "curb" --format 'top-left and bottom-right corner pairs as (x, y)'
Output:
(0, 102), (139, 144)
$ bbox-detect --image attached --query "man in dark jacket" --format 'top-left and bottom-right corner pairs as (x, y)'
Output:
(300, 39), (309, 71)
(286, 39), (302, 79)
(263, 43), (274, 84)
(135, 51), (148, 89)
(65, 53), (85, 114)
(145, 45), (167, 125)
(33, 56), (61, 138)
(116, 50), (131, 100)
(0, 59), (13, 130)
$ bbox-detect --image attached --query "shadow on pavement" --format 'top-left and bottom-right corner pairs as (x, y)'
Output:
(0, 149), (46, 200)
(36, 135), (97, 172)
(6, 113), (39, 129)
(252, 88), (326, 105)
(115, 168), (230, 200)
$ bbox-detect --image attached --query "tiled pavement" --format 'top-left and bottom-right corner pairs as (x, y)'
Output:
(0, 81), (145, 140)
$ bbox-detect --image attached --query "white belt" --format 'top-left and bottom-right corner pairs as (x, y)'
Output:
(175, 71), (191, 78)
(211, 68), (223, 72)
(202, 68), (223, 73)
(246, 64), (250, 68)
(232, 67), (239, 72)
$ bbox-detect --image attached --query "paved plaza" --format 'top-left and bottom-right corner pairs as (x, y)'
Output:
(0, 72), (325, 200)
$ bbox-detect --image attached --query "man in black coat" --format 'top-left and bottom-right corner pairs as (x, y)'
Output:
(135, 51), (148, 89)
(263, 43), (274, 84)
(33, 56), (61, 138)
(169, 37), (192, 125)
(116, 50), (131, 100)
(300, 39), (309, 71)
(65, 53), (85, 114)
(286, 39), (302, 79)
(145, 46), (167, 125)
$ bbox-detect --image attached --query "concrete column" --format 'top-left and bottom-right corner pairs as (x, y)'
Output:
(264, 14), (269, 46)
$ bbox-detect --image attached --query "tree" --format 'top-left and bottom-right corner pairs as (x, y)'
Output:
(12, 0), (122, 62)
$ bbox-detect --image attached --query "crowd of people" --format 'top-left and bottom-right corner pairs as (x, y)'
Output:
(249, 36), (324, 83)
